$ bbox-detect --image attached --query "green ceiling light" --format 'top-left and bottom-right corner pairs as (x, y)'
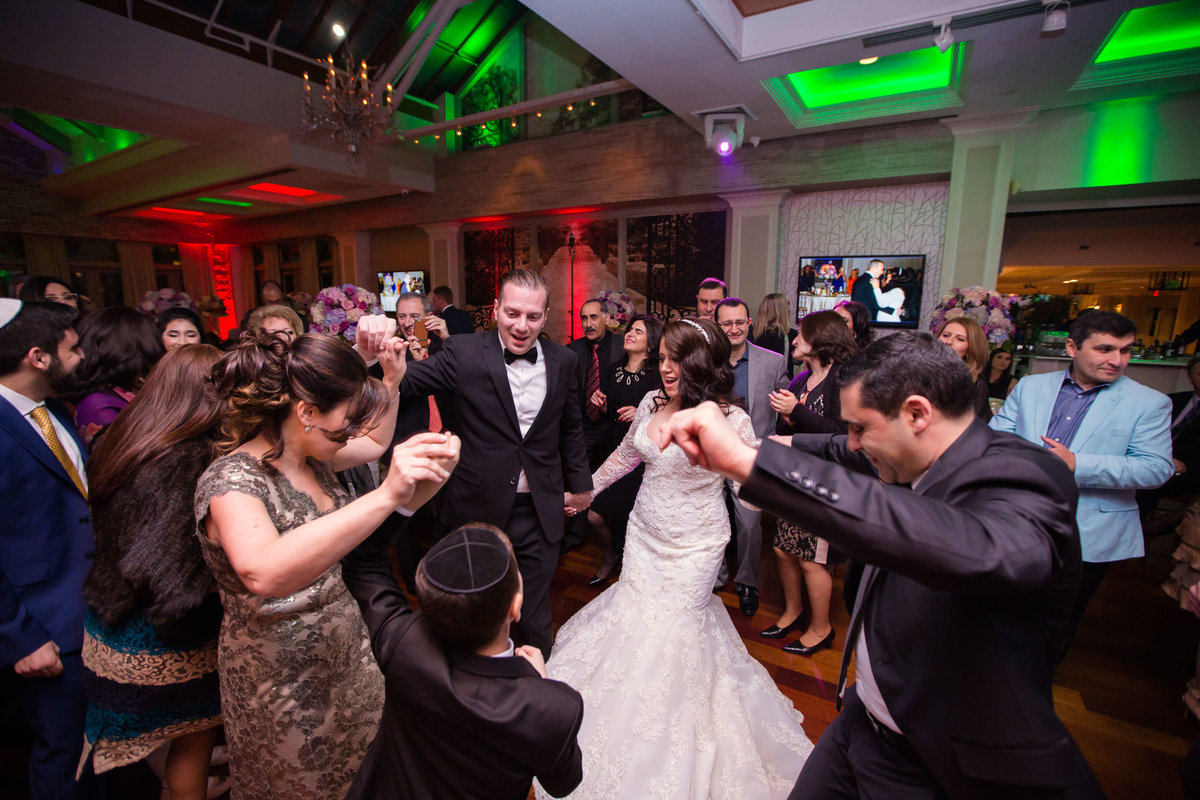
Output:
(1095, 0), (1200, 63)
(763, 44), (967, 129)
(1074, 0), (1200, 90)
(197, 197), (254, 207)
(1082, 97), (1160, 187)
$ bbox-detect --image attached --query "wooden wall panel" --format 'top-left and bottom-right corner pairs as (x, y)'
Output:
(216, 116), (953, 243)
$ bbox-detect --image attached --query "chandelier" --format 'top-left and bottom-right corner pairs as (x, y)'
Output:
(302, 54), (395, 166)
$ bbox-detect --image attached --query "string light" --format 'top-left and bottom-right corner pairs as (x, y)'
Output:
(566, 104), (573, 111)
(589, 99), (595, 106)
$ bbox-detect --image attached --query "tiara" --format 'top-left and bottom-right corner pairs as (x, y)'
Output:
(681, 318), (711, 344)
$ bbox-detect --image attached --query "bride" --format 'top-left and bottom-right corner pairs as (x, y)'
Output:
(872, 273), (905, 323)
(543, 318), (812, 800)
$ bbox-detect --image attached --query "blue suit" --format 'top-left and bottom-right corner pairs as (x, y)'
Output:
(0, 393), (96, 800)
(990, 370), (1172, 562)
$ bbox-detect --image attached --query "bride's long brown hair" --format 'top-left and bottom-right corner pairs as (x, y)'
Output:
(652, 318), (739, 412)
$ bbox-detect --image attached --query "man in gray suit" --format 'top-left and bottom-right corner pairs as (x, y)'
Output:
(715, 297), (789, 615)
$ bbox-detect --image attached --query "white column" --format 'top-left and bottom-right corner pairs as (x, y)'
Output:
(419, 222), (464, 299)
(718, 190), (791, 303)
(940, 109), (1037, 294)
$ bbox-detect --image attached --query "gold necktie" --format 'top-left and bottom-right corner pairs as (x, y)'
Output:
(29, 406), (88, 500)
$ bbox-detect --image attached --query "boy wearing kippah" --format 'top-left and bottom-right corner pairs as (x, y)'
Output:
(342, 523), (584, 800)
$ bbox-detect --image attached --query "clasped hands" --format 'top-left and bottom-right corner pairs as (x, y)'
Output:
(384, 431), (462, 509)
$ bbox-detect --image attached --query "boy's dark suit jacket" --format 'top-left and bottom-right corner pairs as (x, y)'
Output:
(741, 421), (1101, 798)
(400, 330), (592, 540)
(340, 539), (584, 800)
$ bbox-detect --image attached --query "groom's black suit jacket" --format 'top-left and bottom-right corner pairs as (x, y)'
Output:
(741, 421), (1101, 797)
(400, 330), (592, 540)
(850, 274), (892, 321)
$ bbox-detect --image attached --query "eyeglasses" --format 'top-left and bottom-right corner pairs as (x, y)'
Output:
(718, 319), (749, 330)
(45, 292), (78, 302)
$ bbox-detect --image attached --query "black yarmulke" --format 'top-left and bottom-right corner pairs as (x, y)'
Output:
(422, 526), (511, 594)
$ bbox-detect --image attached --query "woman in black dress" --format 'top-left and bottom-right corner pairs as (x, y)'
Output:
(584, 314), (664, 586)
(764, 311), (859, 656)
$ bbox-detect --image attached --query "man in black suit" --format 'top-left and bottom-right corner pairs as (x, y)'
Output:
(400, 270), (592, 658)
(658, 331), (1102, 799)
(567, 298), (626, 470)
(849, 259), (894, 322)
(1138, 355), (1200, 520)
(430, 285), (474, 336)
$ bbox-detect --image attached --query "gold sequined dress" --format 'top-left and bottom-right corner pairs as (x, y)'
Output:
(195, 453), (384, 800)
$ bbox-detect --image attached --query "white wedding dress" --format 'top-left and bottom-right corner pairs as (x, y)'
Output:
(537, 393), (813, 800)
(873, 282), (905, 323)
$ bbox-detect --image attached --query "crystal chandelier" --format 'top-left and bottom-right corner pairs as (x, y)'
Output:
(302, 54), (395, 166)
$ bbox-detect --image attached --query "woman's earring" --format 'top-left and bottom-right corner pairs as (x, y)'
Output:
(305, 423), (312, 433)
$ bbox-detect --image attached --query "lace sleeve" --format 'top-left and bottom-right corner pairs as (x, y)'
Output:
(729, 406), (760, 499)
(590, 392), (657, 499)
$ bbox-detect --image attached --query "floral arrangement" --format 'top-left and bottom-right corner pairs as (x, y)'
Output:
(817, 262), (838, 280)
(286, 291), (313, 315)
(309, 284), (382, 342)
(930, 285), (1023, 345)
(599, 289), (635, 331)
(137, 288), (196, 318)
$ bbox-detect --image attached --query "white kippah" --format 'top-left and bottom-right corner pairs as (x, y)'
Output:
(0, 298), (21, 331)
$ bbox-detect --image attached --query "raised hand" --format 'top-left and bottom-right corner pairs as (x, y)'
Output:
(422, 314), (449, 340)
(376, 336), (408, 387)
(356, 314), (398, 356)
(655, 401), (757, 482)
(383, 432), (460, 508)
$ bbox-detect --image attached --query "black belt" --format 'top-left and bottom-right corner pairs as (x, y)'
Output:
(865, 709), (921, 762)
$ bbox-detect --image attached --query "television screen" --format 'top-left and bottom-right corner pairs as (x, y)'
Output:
(796, 255), (926, 328)
(377, 271), (427, 312)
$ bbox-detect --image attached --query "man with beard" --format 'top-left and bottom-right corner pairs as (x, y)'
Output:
(0, 299), (101, 800)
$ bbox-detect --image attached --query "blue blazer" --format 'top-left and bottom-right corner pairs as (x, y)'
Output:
(990, 370), (1172, 562)
(0, 395), (94, 665)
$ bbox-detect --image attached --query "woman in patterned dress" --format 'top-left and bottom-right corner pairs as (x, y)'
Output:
(765, 311), (859, 656)
(81, 344), (224, 800)
(197, 323), (458, 800)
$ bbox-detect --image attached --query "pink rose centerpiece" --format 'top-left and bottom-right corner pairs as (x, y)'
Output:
(310, 284), (382, 342)
(930, 285), (1023, 345)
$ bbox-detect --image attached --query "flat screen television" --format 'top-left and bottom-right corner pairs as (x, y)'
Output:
(377, 270), (428, 312)
(796, 255), (926, 328)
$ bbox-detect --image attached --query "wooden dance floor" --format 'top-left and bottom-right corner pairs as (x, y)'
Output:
(1, 539), (1194, 799)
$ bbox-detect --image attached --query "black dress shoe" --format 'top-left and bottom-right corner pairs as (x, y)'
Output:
(737, 585), (759, 617)
(760, 610), (809, 638)
(782, 629), (834, 656)
(587, 558), (621, 588)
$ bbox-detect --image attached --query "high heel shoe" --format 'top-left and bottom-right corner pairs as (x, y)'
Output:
(587, 558), (621, 587)
(760, 609), (810, 638)
(782, 628), (834, 656)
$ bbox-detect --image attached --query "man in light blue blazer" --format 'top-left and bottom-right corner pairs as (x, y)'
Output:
(990, 310), (1171, 652)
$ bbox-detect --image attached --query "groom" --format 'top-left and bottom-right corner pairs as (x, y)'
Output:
(849, 259), (894, 322)
(656, 331), (1102, 799)
(398, 269), (592, 658)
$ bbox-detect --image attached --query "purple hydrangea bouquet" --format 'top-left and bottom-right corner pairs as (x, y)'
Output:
(309, 284), (382, 342)
(930, 285), (1023, 345)
(598, 289), (634, 332)
(138, 288), (197, 318)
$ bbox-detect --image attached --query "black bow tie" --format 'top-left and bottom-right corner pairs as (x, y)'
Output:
(504, 347), (537, 365)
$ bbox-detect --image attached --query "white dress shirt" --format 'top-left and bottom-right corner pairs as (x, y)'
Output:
(502, 333), (546, 493)
(0, 383), (87, 489)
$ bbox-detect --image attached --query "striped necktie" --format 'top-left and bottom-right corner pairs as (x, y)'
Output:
(29, 405), (87, 500)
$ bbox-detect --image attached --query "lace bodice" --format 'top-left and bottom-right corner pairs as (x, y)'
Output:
(590, 393), (758, 613)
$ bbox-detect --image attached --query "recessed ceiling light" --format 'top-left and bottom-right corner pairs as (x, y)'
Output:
(859, 57), (879, 65)
(332, 22), (346, 38)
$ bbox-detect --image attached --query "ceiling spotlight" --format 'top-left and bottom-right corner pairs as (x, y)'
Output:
(332, 22), (346, 39)
(703, 112), (745, 157)
(858, 56), (878, 65)
(933, 21), (954, 53)
(1042, 1), (1069, 35)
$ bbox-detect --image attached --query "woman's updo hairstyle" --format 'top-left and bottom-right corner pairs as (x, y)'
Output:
(212, 331), (387, 462)
(654, 317), (738, 411)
